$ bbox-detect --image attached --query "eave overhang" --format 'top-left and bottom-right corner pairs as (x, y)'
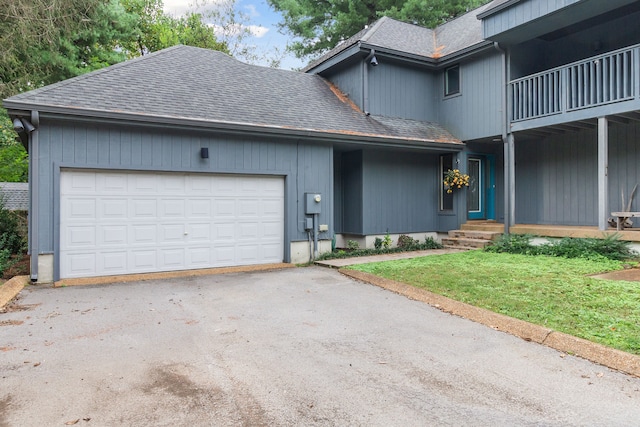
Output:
(4, 102), (464, 153)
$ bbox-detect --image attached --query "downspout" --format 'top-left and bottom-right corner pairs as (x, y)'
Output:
(363, 48), (375, 115)
(29, 110), (40, 282)
(494, 42), (510, 235)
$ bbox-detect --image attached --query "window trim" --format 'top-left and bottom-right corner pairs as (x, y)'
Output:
(444, 65), (461, 98)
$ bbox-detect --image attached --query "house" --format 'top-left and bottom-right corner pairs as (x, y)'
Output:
(5, 0), (640, 282)
(0, 182), (29, 211)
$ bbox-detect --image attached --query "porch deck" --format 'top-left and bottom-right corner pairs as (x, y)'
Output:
(462, 221), (640, 243)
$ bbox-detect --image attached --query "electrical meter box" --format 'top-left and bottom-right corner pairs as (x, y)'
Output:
(305, 193), (322, 214)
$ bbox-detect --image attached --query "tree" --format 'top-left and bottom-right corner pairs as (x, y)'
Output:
(267, 0), (491, 58)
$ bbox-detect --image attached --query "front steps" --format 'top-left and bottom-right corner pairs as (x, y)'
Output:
(442, 226), (502, 250)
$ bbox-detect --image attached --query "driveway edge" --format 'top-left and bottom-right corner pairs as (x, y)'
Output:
(0, 275), (30, 308)
(340, 268), (640, 378)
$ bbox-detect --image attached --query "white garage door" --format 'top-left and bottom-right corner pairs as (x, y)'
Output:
(60, 170), (284, 278)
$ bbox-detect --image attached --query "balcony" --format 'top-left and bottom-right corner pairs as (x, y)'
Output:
(510, 44), (639, 127)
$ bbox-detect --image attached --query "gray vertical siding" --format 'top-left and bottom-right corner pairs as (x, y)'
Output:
(361, 150), (438, 234)
(609, 121), (640, 218)
(482, 0), (581, 39)
(36, 118), (333, 258)
(437, 53), (503, 141)
(324, 62), (364, 111)
(515, 129), (598, 226)
(516, 122), (640, 226)
(367, 61), (438, 122)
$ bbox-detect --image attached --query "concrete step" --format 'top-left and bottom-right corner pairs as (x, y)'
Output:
(460, 222), (504, 232)
(448, 230), (501, 241)
(441, 237), (492, 249)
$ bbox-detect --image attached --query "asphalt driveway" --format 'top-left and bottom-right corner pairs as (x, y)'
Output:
(1, 266), (639, 426)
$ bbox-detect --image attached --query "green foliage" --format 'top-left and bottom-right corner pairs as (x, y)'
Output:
(374, 237), (383, 250)
(267, 0), (491, 58)
(397, 234), (417, 249)
(485, 234), (635, 261)
(0, 198), (27, 255)
(351, 251), (640, 354)
(0, 144), (28, 182)
(317, 236), (442, 260)
(346, 240), (360, 250)
(382, 233), (392, 250)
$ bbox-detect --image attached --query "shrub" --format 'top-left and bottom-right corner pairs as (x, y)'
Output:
(0, 198), (26, 255)
(382, 234), (392, 249)
(346, 240), (360, 250)
(485, 234), (540, 255)
(397, 234), (418, 249)
(485, 233), (634, 261)
(316, 236), (442, 261)
(374, 237), (383, 250)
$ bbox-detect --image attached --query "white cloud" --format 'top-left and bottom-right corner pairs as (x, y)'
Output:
(244, 4), (259, 18)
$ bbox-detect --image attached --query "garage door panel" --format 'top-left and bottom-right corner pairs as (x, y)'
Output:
(100, 251), (128, 273)
(212, 246), (235, 264)
(161, 175), (186, 194)
(262, 221), (283, 238)
(100, 225), (127, 245)
(188, 223), (211, 241)
(131, 199), (157, 218)
(131, 250), (157, 270)
(187, 248), (211, 265)
(99, 174), (127, 193)
(214, 223), (236, 240)
(159, 248), (185, 268)
(129, 175), (158, 194)
(65, 198), (96, 219)
(188, 200), (211, 217)
(261, 199), (283, 216)
(101, 199), (128, 218)
(66, 226), (96, 247)
(61, 171), (284, 278)
(239, 200), (259, 216)
(237, 244), (260, 263)
(160, 199), (185, 218)
(214, 199), (236, 216)
(159, 224), (186, 243)
(65, 253), (97, 276)
(65, 172), (96, 193)
(131, 225), (157, 245)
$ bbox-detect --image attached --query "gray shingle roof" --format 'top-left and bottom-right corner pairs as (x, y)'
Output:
(0, 182), (29, 211)
(4, 46), (460, 146)
(305, 0), (501, 71)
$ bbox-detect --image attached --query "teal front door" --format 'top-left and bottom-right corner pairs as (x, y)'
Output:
(467, 155), (495, 220)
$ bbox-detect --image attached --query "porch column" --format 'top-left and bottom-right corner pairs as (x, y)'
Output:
(598, 116), (609, 230)
(504, 133), (515, 234)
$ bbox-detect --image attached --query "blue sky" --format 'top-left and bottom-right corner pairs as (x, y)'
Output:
(162, 0), (306, 70)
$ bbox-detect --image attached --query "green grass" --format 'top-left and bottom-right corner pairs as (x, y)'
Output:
(349, 251), (640, 355)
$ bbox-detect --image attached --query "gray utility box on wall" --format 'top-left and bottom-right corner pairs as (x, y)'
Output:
(305, 193), (322, 214)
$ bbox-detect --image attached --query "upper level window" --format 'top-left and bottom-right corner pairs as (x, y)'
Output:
(444, 65), (460, 97)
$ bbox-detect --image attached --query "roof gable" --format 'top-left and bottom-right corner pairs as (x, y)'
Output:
(305, 1), (501, 71)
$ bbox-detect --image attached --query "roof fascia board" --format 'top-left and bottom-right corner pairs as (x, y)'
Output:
(477, 0), (522, 19)
(8, 105), (463, 152)
(435, 41), (495, 66)
(304, 44), (362, 74)
(358, 43), (439, 68)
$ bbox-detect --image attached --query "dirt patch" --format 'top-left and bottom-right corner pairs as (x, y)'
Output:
(1, 254), (29, 280)
(0, 319), (24, 326)
(0, 301), (39, 314)
(592, 268), (640, 281)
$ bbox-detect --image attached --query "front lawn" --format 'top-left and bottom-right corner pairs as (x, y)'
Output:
(349, 251), (640, 355)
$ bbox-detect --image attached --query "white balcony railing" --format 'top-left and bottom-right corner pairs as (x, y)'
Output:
(510, 45), (637, 122)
